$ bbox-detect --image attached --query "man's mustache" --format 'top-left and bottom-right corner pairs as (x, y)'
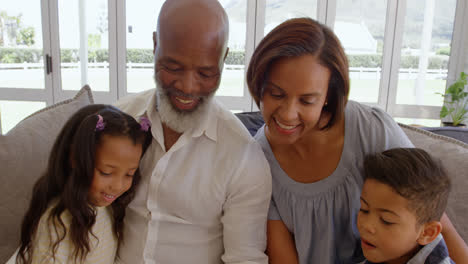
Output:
(164, 86), (203, 99)
(154, 73), (218, 101)
(159, 82), (214, 101)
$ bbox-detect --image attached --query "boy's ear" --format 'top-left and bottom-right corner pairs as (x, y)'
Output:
(417, 221), (442, 245)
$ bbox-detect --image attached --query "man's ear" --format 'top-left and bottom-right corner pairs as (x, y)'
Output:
(153, 31), (157, 55)
(417, 221), (442, 245)
(223, 47), (229, 62)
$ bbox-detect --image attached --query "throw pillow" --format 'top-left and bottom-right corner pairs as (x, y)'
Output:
(0, 85), (94, 263)
(399, 123), (468, 242)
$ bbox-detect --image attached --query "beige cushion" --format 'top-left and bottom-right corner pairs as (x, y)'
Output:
(0, 86), (94, 263)
(399, 123), (468, 242)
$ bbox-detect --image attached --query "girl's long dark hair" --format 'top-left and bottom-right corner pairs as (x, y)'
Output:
(17, 104), (151, 264)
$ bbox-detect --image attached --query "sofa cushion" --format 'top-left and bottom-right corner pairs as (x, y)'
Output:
(0, 86), (94, 263)
(235, 111), (264, 137)
(399, 123), (468, 242)
(422, 126), (468, 144)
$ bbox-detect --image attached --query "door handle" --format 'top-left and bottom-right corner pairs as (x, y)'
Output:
(46, 54), (52, 74)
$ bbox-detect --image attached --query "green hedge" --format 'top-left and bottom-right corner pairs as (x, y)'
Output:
(0, 48), (449, 70)
(225, 50), (245, 65)
(436, 47), (450, 56)
(346, 54), (449, 69)
(0, 48), (42, 63)
(347, 54), (382, 68)
(127, 49), (152, 63)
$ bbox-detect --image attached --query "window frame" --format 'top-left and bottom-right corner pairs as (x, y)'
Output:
(0, 0), (467, 125)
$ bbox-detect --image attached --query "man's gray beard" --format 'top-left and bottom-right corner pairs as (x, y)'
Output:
(155, 78), (216, 133)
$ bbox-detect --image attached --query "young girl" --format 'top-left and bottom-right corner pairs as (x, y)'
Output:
(16, 104), (151, 264)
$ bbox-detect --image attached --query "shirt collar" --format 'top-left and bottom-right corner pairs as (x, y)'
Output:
(140, 90), (218, 142)
(190, 100), (218, 142)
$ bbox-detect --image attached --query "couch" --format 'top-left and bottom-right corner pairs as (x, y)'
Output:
(1, 88), (467, 263)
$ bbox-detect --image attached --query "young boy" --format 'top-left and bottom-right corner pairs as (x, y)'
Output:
(358, 148), (453, 264)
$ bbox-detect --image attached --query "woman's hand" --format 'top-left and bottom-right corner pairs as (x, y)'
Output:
(266, 220), (299, 264)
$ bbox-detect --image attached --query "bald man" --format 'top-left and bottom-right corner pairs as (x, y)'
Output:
(115, 0), (271, 263)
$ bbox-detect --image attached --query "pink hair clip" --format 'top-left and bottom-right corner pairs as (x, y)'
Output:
(95, 114), (105, 131)
(139, 117), (151, 132)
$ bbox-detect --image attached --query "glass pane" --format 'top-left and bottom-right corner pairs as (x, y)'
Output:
(0, 100), (45, 134)
(394, 117), (441, 128)
(125, 1), (246, 97)
(219, 0), (246, 97)
(396, 0), (456, 106)
(126, 1), (164, 94)
(0, 1), (45, 89)
(58, 0), (109, 91)
(335, 0), (387, 103)
(264, 0), (318, 36)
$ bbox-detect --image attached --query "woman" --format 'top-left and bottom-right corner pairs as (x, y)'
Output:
(246, 17), (468, 264)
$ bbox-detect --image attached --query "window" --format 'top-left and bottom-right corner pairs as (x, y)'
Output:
(0, 0), (45, 90)
(335, 0), (387, 104)
(395, 0), (456, 107)
(219, 0), (247, 97)
(125, 1), (164, 94)
(1, 0), (467, 134)
(264, 0), (318, 36)
(58, 0), (110, 92)
(0, 100), (45, 134)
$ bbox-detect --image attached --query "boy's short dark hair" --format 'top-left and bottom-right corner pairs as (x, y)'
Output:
(363, 148), (451, 225)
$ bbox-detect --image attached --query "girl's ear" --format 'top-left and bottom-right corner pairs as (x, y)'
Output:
(417, 221), (442, 245)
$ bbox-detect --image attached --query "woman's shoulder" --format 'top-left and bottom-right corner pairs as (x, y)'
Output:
(345, 101), (393, 125)
(253, 125), (270, 154)
(344, 100), (413, 150)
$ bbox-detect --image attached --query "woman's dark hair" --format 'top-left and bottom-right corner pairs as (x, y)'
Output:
(247, 17), (350, 129)
(364, 148), (451, 225)
(17, 104), (151, 264)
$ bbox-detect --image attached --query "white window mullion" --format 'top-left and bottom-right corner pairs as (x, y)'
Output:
(446, 0), (467, 87)
(245, 0), (264, 111)
(385, 0), (406, 117)
(108, 0), (119, 102)
(325, 0), (336, 29)
(254, 0), (265, 48)
(318, 0), (335, 27)
(116, 0), (127, 100)
(316, 0), (327, 24)
(48, 0), (63, 103)
(244, 0), (257, 69)
(78, 0), (88, 87)
(41, 0), (54, 105)
(378, 0), (399, 111)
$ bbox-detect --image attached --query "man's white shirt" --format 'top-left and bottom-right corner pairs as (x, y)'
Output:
(115, 90), (272, 264)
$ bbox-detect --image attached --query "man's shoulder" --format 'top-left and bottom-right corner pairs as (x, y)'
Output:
(114, 89), (155, 117)
(212, 100), (255, 144)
